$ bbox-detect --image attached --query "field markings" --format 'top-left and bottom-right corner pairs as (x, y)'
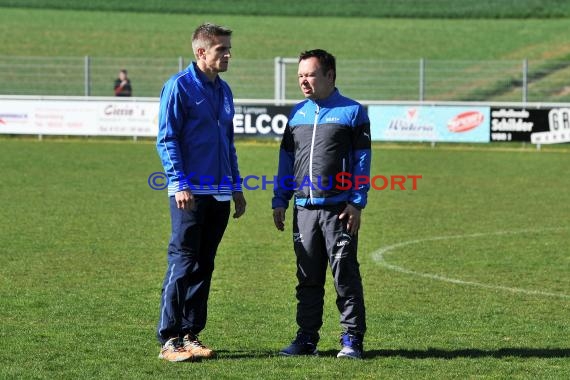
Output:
(372, 227), (570, 299)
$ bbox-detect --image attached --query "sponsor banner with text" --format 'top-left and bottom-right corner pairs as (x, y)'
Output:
(233, 105), (291, 136)
(490, 107), (570, 144)
(0, 98), (159, 136)
(369, 105), (490, 143)
(0, 99), (292, 138)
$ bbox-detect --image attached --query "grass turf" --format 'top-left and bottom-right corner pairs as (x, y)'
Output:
(2, 0), (570, 18)
(3, 8), (570, 101)
(2, 8), (570, 60)
(0, 138), (568, 379)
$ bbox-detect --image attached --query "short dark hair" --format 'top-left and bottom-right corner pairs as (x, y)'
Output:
(299, 49), (336, 81)
(192, 23), (232, 53)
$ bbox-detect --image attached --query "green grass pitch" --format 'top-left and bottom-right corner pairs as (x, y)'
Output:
(0, 138), (568, 378)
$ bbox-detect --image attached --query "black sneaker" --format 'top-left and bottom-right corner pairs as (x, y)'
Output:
(279, 332), (319, 356)
(337, 332), (363, 359)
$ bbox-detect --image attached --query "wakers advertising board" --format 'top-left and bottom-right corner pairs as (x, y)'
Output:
(369, 105), (490, 143)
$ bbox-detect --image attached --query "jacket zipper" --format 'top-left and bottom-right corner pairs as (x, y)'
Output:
(308, 105), (320, 201)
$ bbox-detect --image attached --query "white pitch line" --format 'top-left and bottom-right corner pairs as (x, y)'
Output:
(372, 227), (570, 299)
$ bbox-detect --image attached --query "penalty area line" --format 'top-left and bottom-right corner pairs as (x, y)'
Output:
(371, 227), (570, 299)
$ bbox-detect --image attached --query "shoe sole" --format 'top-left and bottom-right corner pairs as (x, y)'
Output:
(336, 352), (362, 359)
(279, 350), (318, 356)
(158, 353), (195, 362)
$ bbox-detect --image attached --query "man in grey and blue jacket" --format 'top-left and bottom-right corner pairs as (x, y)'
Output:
(273, 49), (371, 359)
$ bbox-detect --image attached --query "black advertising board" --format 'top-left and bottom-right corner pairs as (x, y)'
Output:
(490, 107), (550, 142)
(530, 107), (570, 144)
(233, 105), (292, 137)
(490, 107), (570, 144)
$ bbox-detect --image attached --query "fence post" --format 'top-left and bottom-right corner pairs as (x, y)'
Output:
(522, 58), (528, 103)
(178, 56), (184, 72)
(84, 55), (91, 96)
(419, 58), (425, 101)
(274, 57), (283, 104)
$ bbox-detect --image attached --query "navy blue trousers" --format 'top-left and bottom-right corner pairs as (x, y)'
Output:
(157, 195), (230, 344)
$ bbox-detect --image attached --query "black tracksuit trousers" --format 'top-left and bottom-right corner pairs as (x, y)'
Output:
(292, 203), (366, 339)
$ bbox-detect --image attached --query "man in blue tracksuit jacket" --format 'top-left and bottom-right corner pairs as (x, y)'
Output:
(155, 23), (246, 362)
(272, 49), (371, 359)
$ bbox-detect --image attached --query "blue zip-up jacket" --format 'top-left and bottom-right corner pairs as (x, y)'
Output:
(156, 62), (242, 196)
(272, 89), (371, 209)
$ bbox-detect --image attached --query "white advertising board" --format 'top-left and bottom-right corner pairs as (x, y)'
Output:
(0, 98), (159, 136)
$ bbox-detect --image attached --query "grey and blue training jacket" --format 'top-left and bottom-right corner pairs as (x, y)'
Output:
(272, 89), (371, 210)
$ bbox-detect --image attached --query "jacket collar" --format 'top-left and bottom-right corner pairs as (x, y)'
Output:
(188, 62), (220, 89)
(308, 88), (340, 108)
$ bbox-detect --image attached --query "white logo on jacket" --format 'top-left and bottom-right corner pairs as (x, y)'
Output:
(293, 233), (304, 243)
(224, 96), (231, 114)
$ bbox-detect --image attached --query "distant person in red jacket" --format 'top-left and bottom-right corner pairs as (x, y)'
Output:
(114, 69), (132, 96)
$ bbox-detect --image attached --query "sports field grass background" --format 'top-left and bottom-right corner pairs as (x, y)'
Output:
(3, 5), (570, 101)
(0, 139), (569, 379)
(3, 0), (570, 18)
(3, 8), (570, 60)
(1, 1), (569, 378)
